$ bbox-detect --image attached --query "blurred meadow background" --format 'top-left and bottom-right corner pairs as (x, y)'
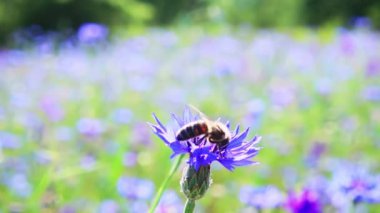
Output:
(1, 0), (380, 212)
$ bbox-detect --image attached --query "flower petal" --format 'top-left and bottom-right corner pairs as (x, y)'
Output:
(228, 128), (249, 149)
(152, 114), (167, 132)
(171, 113), (183, 127)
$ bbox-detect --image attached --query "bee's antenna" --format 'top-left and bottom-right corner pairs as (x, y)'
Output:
(187, 104), (208, 119)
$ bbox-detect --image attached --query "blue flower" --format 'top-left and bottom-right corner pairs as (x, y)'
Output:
(361, 86), (380, 102)
(77, 23), (108, 44)
(149, 108), (261, 171)
(329, 166), (380, 207)
(240, 185), (285, 209)
(40, 96), (65, 122)
(76, 118), (105, 138)
(286, 189), (322, 213)
(156, 190), (183, 213)
(0, 131), (21, 149)
(7, 173), (33, 198)
(98, 200), (119, 213)
(117, 176), (155, 200)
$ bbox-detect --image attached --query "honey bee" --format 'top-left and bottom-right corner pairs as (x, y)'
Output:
(175, 106), (231, 151)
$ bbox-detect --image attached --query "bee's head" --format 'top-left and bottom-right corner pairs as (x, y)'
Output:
(209, 122), (231, 142)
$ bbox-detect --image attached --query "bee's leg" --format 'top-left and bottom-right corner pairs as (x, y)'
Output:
(212, 145), (225, 158)
(195, 135), (207, 146)
(219, 146), (227, 157)
(211, 144), (218, 153)
(217, 146), (223, 157)
(217, 142), (228, 157)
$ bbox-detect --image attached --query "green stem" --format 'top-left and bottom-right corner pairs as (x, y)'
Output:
(149, 154), (185, 213)
(183, 199), (195, 213)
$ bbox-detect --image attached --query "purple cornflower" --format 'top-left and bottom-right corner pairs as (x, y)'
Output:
(117, 176), (155, 201)
(149, 108), (261, 171)
(122, 151), (138, 168)
(303, 175), (331, 205)
(240, 185), (285, 210)
(59, 205), (76, 213)
(76, 118), (105, 138)
(98, 200), (120, 213)
(7, 173), (33, 198)
(0, 131), (21, 149)
(128, 200), (149, 213)
(361, 86), (380, 102)
(329, 166), (380, 208)
(366, 58), (380, 76)
(77, 23), (108, 44)
(131, 122), (154, 148)
(156, 190), (183, 213)
(110, 108), (133, 124)
(286, 189), (322, 213)
(80, 155), (97, 170)
(40, 96), (65, 122)
(305, 142), (327, 167)
(314, 78), (333, 96)
(352, 16), (372, 29)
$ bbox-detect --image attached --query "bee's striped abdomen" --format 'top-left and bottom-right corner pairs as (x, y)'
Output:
(176, 121), (208, 141)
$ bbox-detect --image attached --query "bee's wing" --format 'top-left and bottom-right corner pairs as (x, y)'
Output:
(187, 104), (209, 120)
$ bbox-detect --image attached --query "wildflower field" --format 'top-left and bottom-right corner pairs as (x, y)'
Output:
(0, 26), (380, 212)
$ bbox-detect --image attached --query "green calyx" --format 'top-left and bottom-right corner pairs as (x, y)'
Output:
(180, 165), (211, 200)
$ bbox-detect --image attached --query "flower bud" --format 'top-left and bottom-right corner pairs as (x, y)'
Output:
(180, 165), (211, 200)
